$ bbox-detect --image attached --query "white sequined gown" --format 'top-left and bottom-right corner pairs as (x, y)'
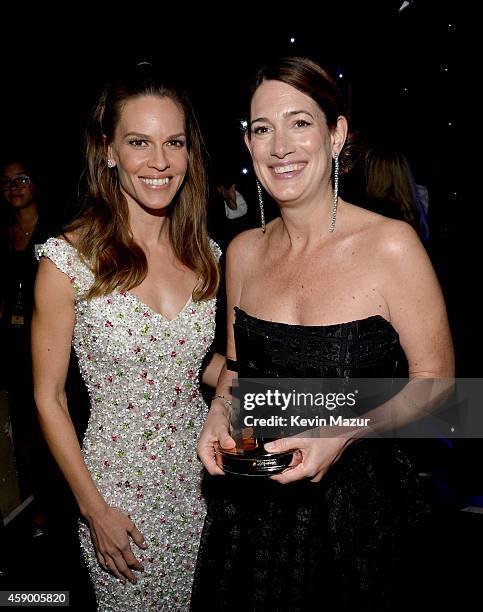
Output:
(40, 237), (219, 611)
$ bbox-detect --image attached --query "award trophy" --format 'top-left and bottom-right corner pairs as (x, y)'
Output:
(214, 387), (294, 476)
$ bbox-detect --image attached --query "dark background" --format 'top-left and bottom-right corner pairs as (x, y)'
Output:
(3, 1), (469, 368)
(1, 2), (463, 221)
(0, 8), (472, 390)
(1, 3), (480, 608)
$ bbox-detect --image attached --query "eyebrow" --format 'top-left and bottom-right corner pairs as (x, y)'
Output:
(1, 173), (30, 179)
(124, 131), (186, 139)
(250, 110), (315, 126)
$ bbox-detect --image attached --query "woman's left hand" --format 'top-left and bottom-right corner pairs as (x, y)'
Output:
(265, 434), (354, 484)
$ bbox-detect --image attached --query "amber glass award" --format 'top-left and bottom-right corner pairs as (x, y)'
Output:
(214, 390), (293, 476)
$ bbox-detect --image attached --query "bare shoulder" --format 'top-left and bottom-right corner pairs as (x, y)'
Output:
(227, 224), (269, 252)
(372, 222), (430, 281)
(373, 218), (422, 256)
(36, 256), (75, 296)
(357, 211), (439, 301)
(226, 220), (277, 266)
(342, 205), (453, 377)
(345, 204), (423, 260)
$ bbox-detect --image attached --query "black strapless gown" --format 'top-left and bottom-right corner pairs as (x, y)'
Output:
(192, 309), (431, 611)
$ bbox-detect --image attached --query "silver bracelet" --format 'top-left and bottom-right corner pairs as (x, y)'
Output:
(212, 394), (232, 409)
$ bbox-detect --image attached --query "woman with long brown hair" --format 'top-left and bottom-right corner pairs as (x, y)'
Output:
(364, 146), (430, 242)
(32, 64), (222, 610)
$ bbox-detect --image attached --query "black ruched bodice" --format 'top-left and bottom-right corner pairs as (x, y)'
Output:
(192, 309), (430, 612)
(234, 307), (408, 379)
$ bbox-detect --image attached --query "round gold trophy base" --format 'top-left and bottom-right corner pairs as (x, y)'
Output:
(215, 442), (293, 476)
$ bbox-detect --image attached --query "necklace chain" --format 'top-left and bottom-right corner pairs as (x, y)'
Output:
(15, 217), (38, 237)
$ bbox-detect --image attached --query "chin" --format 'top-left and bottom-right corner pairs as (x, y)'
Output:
(143, 201), (172, 213)
(270, 189), (303, 204)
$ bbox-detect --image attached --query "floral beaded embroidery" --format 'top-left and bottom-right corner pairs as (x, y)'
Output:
(39, 237), (220, 610)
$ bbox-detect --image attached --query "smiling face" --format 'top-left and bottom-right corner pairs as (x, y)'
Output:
(107, 95), (188, 214)
(246, 79), (346, 207)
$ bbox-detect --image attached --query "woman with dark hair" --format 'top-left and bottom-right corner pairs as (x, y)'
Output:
(0, 159), (53, 332)
(364, 146), (430, 243)
(32, 65), (223, 609)
(194, 57), (453, 609)
(0, 158), (60, 533)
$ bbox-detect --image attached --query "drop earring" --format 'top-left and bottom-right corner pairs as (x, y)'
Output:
(329, 153), (339, 233)
(256, 180), (266, 234)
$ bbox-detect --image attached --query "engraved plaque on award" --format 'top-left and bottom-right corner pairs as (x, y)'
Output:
(215, 434), (294, 476)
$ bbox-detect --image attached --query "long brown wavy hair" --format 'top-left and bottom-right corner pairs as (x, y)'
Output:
(65, 64), (219, 301)
(365, 148), (419, 229)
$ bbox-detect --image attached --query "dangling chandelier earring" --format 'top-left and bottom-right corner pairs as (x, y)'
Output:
(329, 152), (339, 233)
(256, 180), (266, 234)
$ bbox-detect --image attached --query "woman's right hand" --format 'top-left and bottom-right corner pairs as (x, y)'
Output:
(197, 402), (236, 475)
(86, 505), (148, 584)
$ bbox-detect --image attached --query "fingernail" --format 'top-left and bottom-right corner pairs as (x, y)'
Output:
(265, 443), (275, 451)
